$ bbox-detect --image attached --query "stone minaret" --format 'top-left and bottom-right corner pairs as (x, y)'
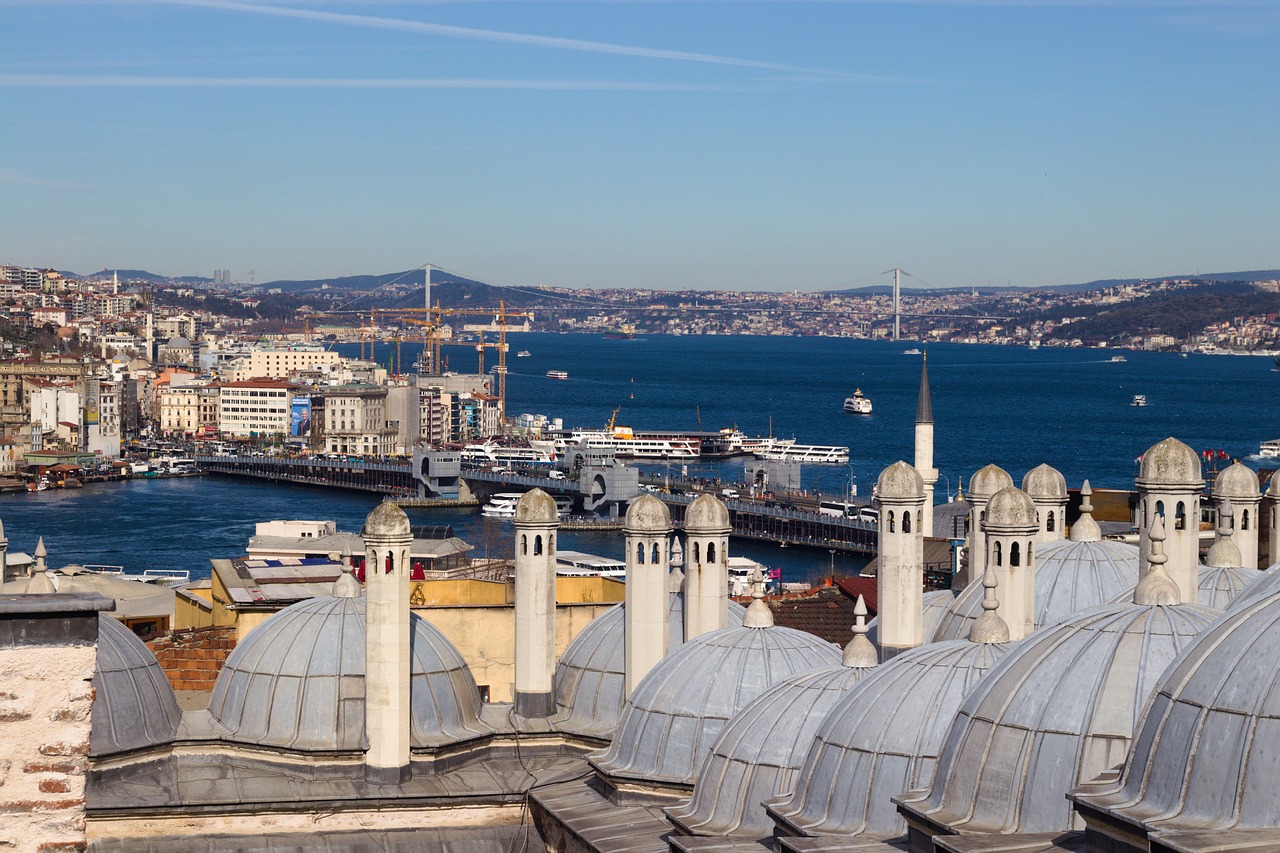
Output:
(913, 353), (938, 538)
(876, 460), (926, 661)
(624, 494), (672, 697)
(982, 486), (1039, 641)
(1214, 461), (1261, 570)
(514, 489), (560, 717)
(1136, 437), (1202, 603)
(683, 493), (730, 641)
(362, 500), (413, 785)
(1022, 464), (1067, 546)
(1266, 474), (1280, 569)
(961, 464), (1013, 590)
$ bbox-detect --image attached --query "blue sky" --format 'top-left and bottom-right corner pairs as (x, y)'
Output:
(2, 0), (1278, 291)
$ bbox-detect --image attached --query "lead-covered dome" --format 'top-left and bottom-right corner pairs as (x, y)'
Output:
(685, 493), (731, 532)
(1137, 437), (1202, 488)
(208, 595), (487, 752)
(515, 488), (559, 524)
(362, 500), (410, 537)
(552, 594), (746, 740)
(625, 493), (671, 532)
(91, 616), (181, 757)
(768, 639), (1011, 839)
(898, 601), (1217, 836)
(877, 461), (923, 500)
(984, 485), (1037, 529)
(589, 624), (840, 789)
(1022, 464), (1067, 501)
(968, 464), (1013, 500)
(1214, 460), (1259, 499)
(1196, 565), (1261, 611)
(1070, 590), (1280, 836)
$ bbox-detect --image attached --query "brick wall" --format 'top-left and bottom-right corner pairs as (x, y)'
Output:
(147, 626), (237, 692)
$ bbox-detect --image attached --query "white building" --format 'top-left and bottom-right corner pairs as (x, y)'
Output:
(218, 379), (294, 439)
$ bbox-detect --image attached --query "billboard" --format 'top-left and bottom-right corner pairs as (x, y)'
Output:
(290, 397), (312, 437)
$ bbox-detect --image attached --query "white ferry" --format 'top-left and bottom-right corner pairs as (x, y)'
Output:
(460, 441), (557, 467)
(517, 350), (531, 357)
(843, 388), (873, 414)
(704, 428), (795, 457)
(1131, 394), (1148, 407)
(727, 557), (778, 596)
(1111, 355), (1129, 363)
(759, 444), (850, 464)
(903, 348), (922, 355)
(555, 550), (626, 580)
(547, 370), (569, 380)
(481, 493), (524, 518)
(1260, 439), (1280, 458)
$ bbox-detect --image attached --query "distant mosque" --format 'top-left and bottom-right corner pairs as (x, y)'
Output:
(4, 358), (1280, 852)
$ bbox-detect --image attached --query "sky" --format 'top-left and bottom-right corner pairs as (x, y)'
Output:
(2, 0), (1278, 291)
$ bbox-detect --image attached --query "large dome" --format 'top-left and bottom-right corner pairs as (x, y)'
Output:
(666, 664), (876, 838)
(589, 624), (840, 788)
(898, 601), (1217, 836)
(208, 596), (487, 752)
(1223, 561), (1280, 615)
(768, 639), (1011, 838)
(1070, 590), (1280, 836)
(91, 615), (182, 757)
(551, 594), (747, 740)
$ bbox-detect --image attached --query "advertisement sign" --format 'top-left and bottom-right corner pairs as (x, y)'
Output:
(290, 397), (312, 437)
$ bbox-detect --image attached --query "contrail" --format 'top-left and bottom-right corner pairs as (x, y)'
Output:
(0, 73), (754, 90)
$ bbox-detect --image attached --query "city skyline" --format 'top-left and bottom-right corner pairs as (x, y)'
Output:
(2, 0), (1278, 291)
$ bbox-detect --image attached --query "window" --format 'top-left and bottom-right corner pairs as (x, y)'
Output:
(636, 543), (645, 564)
(707, 542), (716, 563)
(1047, 511), (1055, 532)
(534, 535), (543, 556)
(994, 541), (1002, 566)
(903, 512), (911, 533)
(1010, 541), (1020, 567)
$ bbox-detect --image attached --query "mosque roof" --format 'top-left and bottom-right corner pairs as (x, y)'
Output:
(1195, 565), (1262, 611)
(1223, 561), (1280, 615)
(91, 615), (182, 757)
(899, 601), (1218, 836)
(871, 588), (957, 648)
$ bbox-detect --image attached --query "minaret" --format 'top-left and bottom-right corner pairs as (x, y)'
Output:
(361, 500), (413, 785)
(624, 494), (672, 696)
(513, 489), (560, 717)
(913, 353), (938, 538)
(1214, 462), (1261, 570)
(960, 464), (1013, 590)
(981, 486), (1039, 641)
(683, 494), (730, 641)
(1136, 437), (1202, 603)
(875, 460), (926, 661)
(1021, 464), (1067, 546)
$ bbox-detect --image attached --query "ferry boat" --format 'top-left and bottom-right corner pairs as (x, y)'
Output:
(460, 440), (557, 467)
(1131, 394), (1148, 407)
(702, 428), (795, 458)
(903, 348), (922, 355)
(1110, 355), (1128, 363)
(727, 557), (778, 596)
(1260, 439), (1280, 458)
(759, 444), (850, 464)
(546, 370), (569, 380)
(555, 550), (626, 580)
(843, 388), (873, 414)
(481, 493), (525, 518)
(517, 350), (531, 358)
(555, 427), (701, 460)
(604, 324), (637, 340)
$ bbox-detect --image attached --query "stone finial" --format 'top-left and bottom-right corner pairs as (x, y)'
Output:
(34, 536), (47, 573)
(741, 568), (774, 628)
(842, 595), (879, 667)
(333, 562), (361, 598)
(670, 537), (685, 569)
(1068, 480), (1102, 543)
(1206, 499), (1243, 569)
(27, 569), (56, 595)
(667, 565), (686, 593)
(968, 561), (1010, 644)
(1135, 513), (1180, 605)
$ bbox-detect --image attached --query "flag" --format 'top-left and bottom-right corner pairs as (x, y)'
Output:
(767, 568), (782, 579)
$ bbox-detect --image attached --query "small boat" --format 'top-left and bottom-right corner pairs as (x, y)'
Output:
(517, 350), (531, 358)
(1110, 355), (1128, 363)
(1260, 439), (1280, 458)
(843, 388), (873, 414)
(546, 370), (569, 380)
(903, 348), (922, 355)
(481, 492), (525, 518)
(1131, 394), (1148, 407)
(26, 479), (48, 492)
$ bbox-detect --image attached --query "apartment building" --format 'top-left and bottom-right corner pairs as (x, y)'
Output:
(218, 379), (294, 438)
(317, 383), (397, 456)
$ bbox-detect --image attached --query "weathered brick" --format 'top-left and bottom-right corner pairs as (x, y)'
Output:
(38, 779), (72, 795)
(37, 742), (89, 758)
(22, 763), (81, 776)
(0, 712), (31, 723)
(36, 841), (87, 853)
(0, 798), (86, 812)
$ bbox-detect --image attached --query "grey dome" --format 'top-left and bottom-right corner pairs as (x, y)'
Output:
(362, 500), (410, 537)
(876, 461), (923, 500)
(1137, 437), (1202, 488)
(1214, 461), (1259, 499)
(900, 601), (1217, 836)
(1022, 464), (1067, 501)
(984, 486), (1037, 530)
(1071, 590), (1280, 836)
(515, 488), (558, 524)
(1196, 565), (1262, 611)
(208, 596), (487, 752)
(667, 665), (876, 838)
(589, 625), (841, 788)
(968, 464), (1013, 501)
(552, 593), (747, 740)
(931, 537), (1139, 642)
(868, 589), (956, 648)
(91, 615), (181, 757)
(768, 640), (1011, 838)
(1223, 561), (1280, 615)
(685, 493), (731, 533)
(625, 493), (671, 533)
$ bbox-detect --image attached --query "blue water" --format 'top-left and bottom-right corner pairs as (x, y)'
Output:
(4, 336), (1275, 585)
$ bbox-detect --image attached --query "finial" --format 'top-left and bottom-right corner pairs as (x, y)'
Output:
(667, 565), (685, 593)
(842, 594), (879, 667)
(1068, 479), (1102, 542)
(968, 560), (1010, 643)
(1206, 498), (1242, 568)
(27, 569), (56, 595)
(1135, 513), (1180, 605)
(333, 561), (361, 598)
(741, 567), (774, 628)
(957, 475), (965, 502)
(34, 536), (47, 572)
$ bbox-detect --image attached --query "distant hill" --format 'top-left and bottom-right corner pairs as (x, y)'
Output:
(262, 268), (551, 312)
(827, 269), (1280, 296)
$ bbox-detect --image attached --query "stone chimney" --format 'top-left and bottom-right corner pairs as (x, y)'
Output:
(361, 500), (413, 785)
(624, 494), (672, 697)
(875, 461), (926, 661)
(683, 494), (730, 641)
(513, 489), (560, 717)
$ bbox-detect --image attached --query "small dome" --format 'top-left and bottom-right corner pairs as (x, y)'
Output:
(589, 625), (841, 788)
(515, 488), (559, 524)
(968, 464), (1013, 501)
(900, 601), (1217, 836)
(1268, 473), (1280, 497)
(667, 665), (875, 838)
(685, 493), (731, 533)
(983, 485), (1038, 530)
(876, 461), (923, 500)
(625, 494), (671, 533)
(208, 596), (487, 752)
(91, 616), (181, 757)
(1137, 437), (1203, 488)
(1022, 464), (1067, 502)
(552, 594), (747, 740)
(1214, 461), (1259, 499)
(1197, 565), (1262, 611)
(932, 537), (1139, 641)
(1070, 590), (1280, 836)
(362, 500), (410, 537)
(768, 640), (1011, 838)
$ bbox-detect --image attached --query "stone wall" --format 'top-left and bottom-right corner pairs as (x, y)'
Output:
(147, 625), (237, 692)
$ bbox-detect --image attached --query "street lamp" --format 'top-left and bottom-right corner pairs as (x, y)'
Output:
(846, 464), (857, 501)
(829, 548), (836, 577)
(938, 473), (951, 503)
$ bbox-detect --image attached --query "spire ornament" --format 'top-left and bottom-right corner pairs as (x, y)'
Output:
(842, 594), (879, 667)
(968, 560), (1010, 644)
(1135, 513), (1181, 605)
(741, 567), (774, 628)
